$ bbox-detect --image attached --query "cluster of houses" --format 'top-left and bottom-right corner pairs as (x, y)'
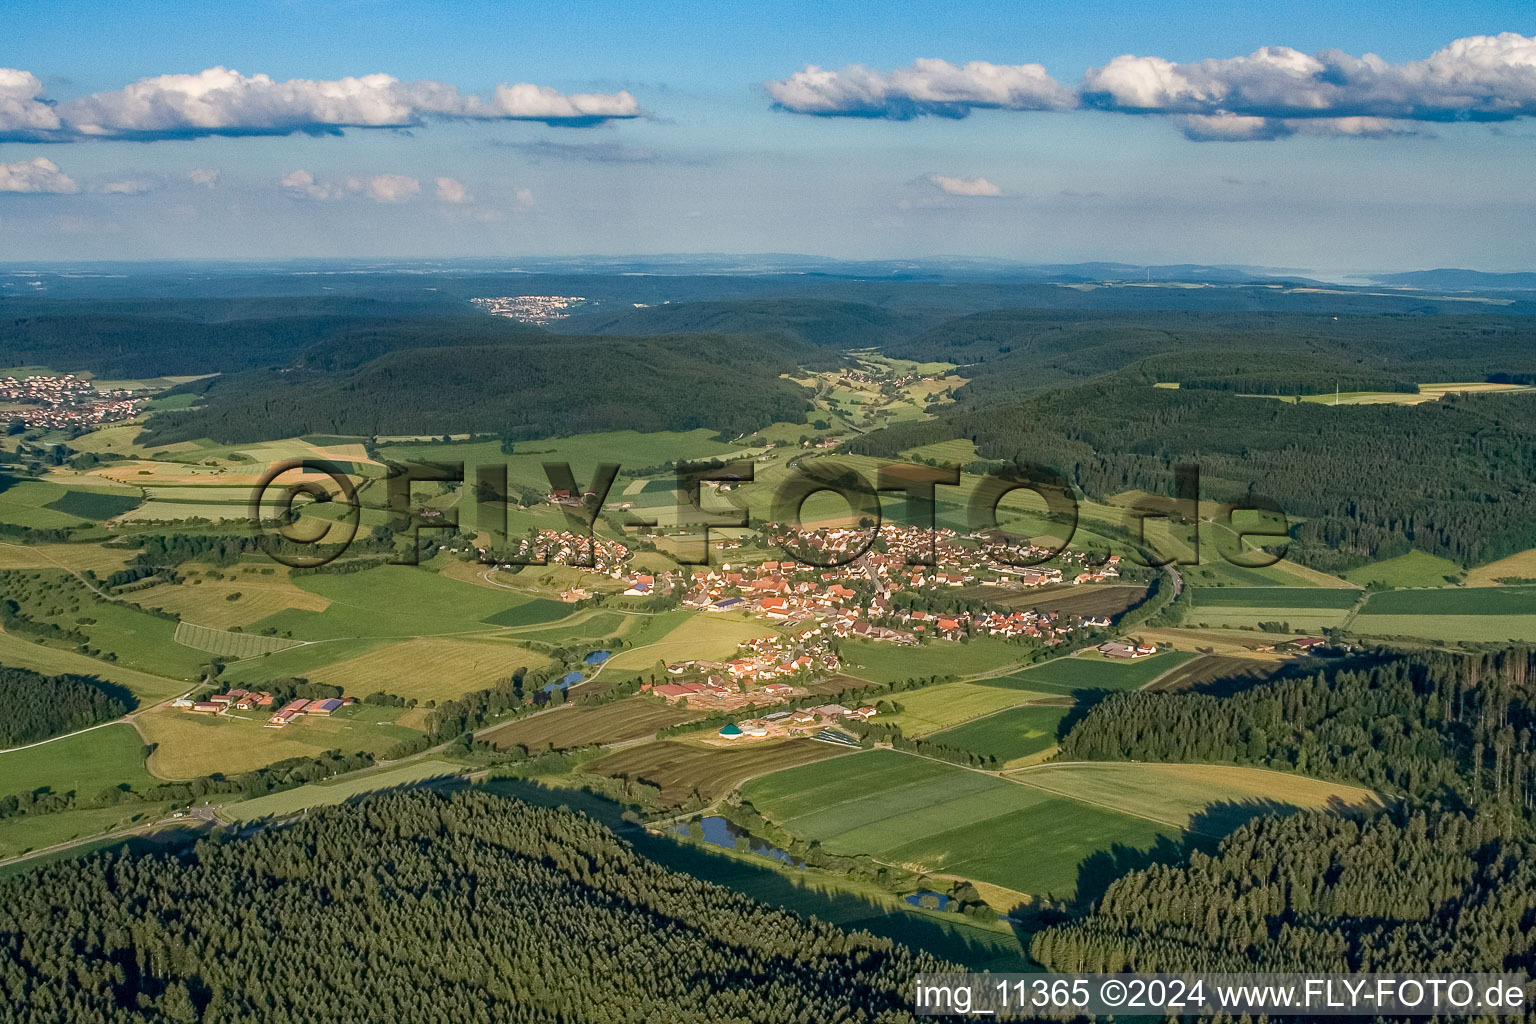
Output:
(470, 294), (586, 324)
(678, 523), (1111, 649)
(489, 529), (634, 575)
(0, 374), (143, 430)
(171, 688), (353, 728)
(719, 702), (879, 741)
(646, 630), (838, 711)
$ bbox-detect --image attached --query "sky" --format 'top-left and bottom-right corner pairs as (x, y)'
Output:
(1, 0), (1534, 272)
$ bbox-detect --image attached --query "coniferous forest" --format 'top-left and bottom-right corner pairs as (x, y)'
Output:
(0, 789), (946, 1023)
(0, 664), (130, 747)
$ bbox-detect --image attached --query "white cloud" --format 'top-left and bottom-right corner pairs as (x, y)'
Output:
(514, 188), (535, 210)
(188, 167), (220, 188)
(0, 66), (642, 141)
(434, 177), (470, 203)
(928, 174), (1003, 196)
(1086, 33), (1536, 139)
(0, 157), (78, 194)
(100, 180), (153, 195)
(351, 174), (420, 203)
(280, 169), (343, 201)
(0, 69), (61, 134)
(767, 58), (1075, 119)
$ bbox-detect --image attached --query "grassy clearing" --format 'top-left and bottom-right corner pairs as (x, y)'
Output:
(982, 651), (1194, 695)
(587, 739), (848, 806)
(173, 621), (303, 658)
(0, 723), (153, 796)
(1007, 762), (1383, 834)
(225, 760), (461, 821)
(927, 704), (1072, 764)
(136, 705), (423, 779)
(508, 611), (629, 646)
(0, 631), (187, 703)
(1344, 550), (1465, 588)
(881, 682), (1054, 736)
(742, 750), (1178, 897)
(482, 698), (696, 752)
(304, 637), (555, 702)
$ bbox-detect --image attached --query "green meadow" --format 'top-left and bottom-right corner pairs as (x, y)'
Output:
(927, 703), (1073, 763)
(741, 750), (1180, 898)
(981, 651), (1195, 695)
(0, 723), (154, 798)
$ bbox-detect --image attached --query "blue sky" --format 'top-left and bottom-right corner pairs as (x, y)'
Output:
(1, 0), (1534, 271)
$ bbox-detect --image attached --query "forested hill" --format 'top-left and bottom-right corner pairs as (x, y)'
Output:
(0, 789), (947, 1022)
(0, 663), (130, 747)
(851, 384), (1536, 570)
(1058, 648), (1536, 807)
(556, 298), (937, 349)
(1032, 808), (1536, 977)
(140, 330), (825, 444)
(1031, 647), (1536, 980)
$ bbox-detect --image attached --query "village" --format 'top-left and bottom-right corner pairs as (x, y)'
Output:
(0, 373), (144, 430)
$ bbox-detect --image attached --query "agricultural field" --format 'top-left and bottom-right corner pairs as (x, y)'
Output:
(0, 723), (154, 797)
(741, 750), (1180, 897)
(0, 540), (134, 574)
(0, 480), (90, 529)
(0, 571), (208, 678)
(1351, 586), (1536, 641)
(1132, 626), (1304, 658)
(1189, 588), (1362, 608)
(981, 650), (1195, 695)
(508, 611), (630, 647)
(301, 636), (555, 703)
(481, 698), (697, 752)
(1186, 586), (1361, 632)
(880, 682), (1054, 736)
(601, 612), (778, 671)
(1006, 762), (1384, 835)
(1344, 550), (1466, 588)
(135, 704), (423, 779)
(43, 488), (143, 521)
(926, 703), (1073, 765)
(984, 584), (1148, 620)
(1141, 654), (1284, 693)
(225, 759), (461, 821)
(129, 572), (331, 629)
(1467, 548), (1536, 587)
(586, 738), (848, 806)
(481, 599), (572, 628)
(837, 637), (1030, 684)
(173, 621), (303, 658)
(0, 631), (187, 704)
(247, 565), (566, 640)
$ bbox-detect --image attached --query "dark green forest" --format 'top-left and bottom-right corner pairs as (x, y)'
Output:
(0, 789), (946, 1022)
(1032, 808), (1536, 975)
(1058, 648), (1536, 808)
(140, 331), (825, 444)
(0, 664), (130, 747)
